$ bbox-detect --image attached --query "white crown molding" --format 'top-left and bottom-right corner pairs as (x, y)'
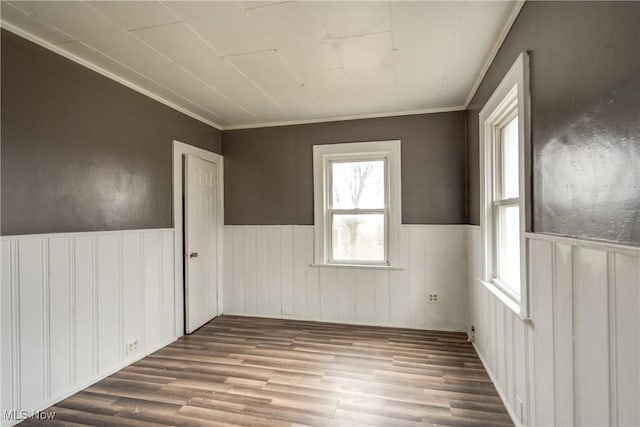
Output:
(222, 105), (466, 131)
(463, 0), (526, 109)
(0, 21), (224, 131)
(1, 20), (465, 132)
(2, 1), (520, 133)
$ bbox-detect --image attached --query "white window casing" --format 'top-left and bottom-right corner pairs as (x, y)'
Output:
(313, 140), (401, 268)
(479, 52), (531, 319)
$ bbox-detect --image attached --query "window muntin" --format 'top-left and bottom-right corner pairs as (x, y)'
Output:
(329, 159), (386, 263)
(492, 112), (520, 296)
(479, 52), (530, 318)
(313, 140), (401, 268)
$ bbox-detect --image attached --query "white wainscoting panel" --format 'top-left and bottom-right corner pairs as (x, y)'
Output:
(223, 225), (469, 331)
(0, 229), (175, 427)
(468, 226), (640, 427)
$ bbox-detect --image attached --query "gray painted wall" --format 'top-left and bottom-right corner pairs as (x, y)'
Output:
(467, 1), (640, 245)
(1, 30), (222, 236)
(223, 112), (467, 225)
(5, 1), (638, 245)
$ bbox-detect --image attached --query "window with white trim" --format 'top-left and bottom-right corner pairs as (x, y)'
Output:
(480, 52), (530, 317)
(313, 140), (401, 267)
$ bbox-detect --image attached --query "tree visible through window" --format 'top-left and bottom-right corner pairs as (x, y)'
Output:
(330, 160), (385, 262)
(313, 140), (401, 267)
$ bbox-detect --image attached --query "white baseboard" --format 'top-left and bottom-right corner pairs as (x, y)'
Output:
(1, 229), (177, 426)
(1, 336), (176, 427)
(472, 341), (522, 427)
(223, 225), (470, 331)
(469, 228), (640, 426)
(221, 312), (468, 333)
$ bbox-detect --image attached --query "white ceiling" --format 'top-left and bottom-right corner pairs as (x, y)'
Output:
(1, 1), (520, 129)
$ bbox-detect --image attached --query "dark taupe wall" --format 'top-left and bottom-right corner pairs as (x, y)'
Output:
(1, 30), (222, 236)
(223, 112), (466, 225)
(467, 1), (640, 245)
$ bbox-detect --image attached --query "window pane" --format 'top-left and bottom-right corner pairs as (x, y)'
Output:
(496, 204), (520, 295)
(500, 115), (519, 199)
(332, 214), (384, 262)
(332, 160), (384, 209)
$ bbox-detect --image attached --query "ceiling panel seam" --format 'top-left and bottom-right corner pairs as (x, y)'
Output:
(238, 2), (326, 118)
(310, 2), (357, 104)
(11, 0), (230, 125)
(126, 21), (183, 34)
(242, 1), (293, 12)
(0, 20), (224, 130)
(2, 0), (522, 130)
(86, 2), (246, 124)
(389, 0), (399, 111)
(436, 1), (465, 100)
(160, 0), (289, 118)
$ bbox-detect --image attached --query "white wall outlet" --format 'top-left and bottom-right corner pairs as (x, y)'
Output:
(126, 340), (139, 356)
(427, 293), (439, 304)
(281, 307), (292, 315)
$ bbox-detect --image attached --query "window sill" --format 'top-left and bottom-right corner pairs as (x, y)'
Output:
(310, 263), (404, 271)
(479, 279), (532, 324)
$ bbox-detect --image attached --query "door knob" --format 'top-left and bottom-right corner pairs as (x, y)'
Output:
(189, 252), (199, 258)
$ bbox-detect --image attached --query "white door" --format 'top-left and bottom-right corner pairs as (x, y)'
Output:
(185, 154), (218, 333)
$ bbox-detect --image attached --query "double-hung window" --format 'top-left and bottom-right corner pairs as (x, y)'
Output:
(329, 157), (386, 263)
(480, 52), (530, 318)
(313, 140), (401, 267)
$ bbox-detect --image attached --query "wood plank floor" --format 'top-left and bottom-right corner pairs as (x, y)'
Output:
(22, 315), (512, 426)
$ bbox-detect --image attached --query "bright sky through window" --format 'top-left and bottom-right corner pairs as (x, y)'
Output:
(330, 160), (385, 262)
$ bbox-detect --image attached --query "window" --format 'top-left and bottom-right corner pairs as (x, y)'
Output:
(480, 52), (530, 318)
(313, 140), (401, 267)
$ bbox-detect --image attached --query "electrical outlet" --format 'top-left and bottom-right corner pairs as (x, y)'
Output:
(126, 340), (139, 356)
(427, 293), (439, 304)
(281, 307), (292, 315)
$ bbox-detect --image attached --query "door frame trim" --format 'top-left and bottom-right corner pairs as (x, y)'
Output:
(172, 140), (224, 337)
